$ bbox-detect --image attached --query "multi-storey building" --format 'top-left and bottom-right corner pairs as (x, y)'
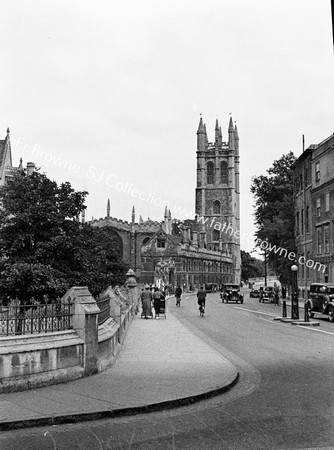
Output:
(92, 116), (241, 289)
(294, 133), (334, 297)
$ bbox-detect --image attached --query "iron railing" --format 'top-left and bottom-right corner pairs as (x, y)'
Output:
(0, 300), (73, 336)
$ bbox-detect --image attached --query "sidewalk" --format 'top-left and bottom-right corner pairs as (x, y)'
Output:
(0, 303), (238, 430)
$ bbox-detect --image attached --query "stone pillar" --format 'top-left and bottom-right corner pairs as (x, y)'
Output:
(62, 286), (100, 377)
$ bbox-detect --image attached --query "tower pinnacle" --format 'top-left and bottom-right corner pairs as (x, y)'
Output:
(107, 199), (110, 218)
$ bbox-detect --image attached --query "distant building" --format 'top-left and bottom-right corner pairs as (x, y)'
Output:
(294, 133), (334, 297)
(91, 117), (241, 289)
(0, 128), (35, 184)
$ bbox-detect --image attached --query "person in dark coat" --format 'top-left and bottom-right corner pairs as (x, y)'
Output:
(197, 286), (207, 312)
(175, 285), (182, 306)
(141, 284), (153, 318)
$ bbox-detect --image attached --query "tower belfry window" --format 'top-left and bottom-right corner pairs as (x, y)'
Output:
(207, 162), (214, 184)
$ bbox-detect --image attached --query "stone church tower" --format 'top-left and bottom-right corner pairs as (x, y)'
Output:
(195, 116), (240, 283)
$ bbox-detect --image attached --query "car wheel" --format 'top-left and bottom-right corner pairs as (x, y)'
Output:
(241, 299), (244, 304)
(329, 305), (334, 322)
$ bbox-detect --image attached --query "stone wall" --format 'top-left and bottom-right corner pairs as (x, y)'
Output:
(0, 272), (139, 393)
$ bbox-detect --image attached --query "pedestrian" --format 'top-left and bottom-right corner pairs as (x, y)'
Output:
(153, 287), (165, 319)
(197, 286), (206, 315)
(141, 284), (153, 319)
(259, 286), (264, 302)
(175, 285), (182, 307)
(274, 283), (280, 306)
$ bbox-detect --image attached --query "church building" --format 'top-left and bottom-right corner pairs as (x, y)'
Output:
(91, 116), (241, 289)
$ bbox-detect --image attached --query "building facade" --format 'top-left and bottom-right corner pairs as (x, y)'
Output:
(91, 117), (241, 289)
(0, 128), (36, 184)
(294, 133), (334, 297)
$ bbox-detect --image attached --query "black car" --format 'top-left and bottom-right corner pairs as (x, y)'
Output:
(260, 286), (274, 303)
(221, 284), (244, 303)
(250, 288), (260, 298)
(305, 283), (334, 321)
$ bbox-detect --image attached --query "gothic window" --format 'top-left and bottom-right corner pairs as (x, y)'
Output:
(213, 200), (220, 215)
(207, 162), (214, 184)
(212, 229), (220, 241)
(220, 161), (228, 184)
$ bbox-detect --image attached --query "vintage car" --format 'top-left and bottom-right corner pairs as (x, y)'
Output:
(305, 283), (334, 321)
(259, 286), (274, 303)
(250, 288), (260, 298)
(221, 284), (244, 304)
(205, 283), (218, 293)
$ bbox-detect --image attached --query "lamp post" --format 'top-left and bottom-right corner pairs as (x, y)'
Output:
(291, 264), (299, 320)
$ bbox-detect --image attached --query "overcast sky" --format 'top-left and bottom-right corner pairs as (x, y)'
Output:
(1, 0), (333, 253)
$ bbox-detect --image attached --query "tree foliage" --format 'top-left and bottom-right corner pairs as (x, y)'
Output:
(240, 250), (264, 281)
(250, 152), (296, 284)
(0, 170), (128, 305)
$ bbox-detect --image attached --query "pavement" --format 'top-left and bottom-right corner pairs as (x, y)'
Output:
(0, 299), (239, 431)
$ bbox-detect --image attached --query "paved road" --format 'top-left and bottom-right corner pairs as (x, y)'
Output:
(2, 290), (334, 449)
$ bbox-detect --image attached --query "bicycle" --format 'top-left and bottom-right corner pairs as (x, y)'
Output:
(198, 301), (205, 317)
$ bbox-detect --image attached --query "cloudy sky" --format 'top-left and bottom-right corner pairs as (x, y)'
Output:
(1, 0), (333, 253)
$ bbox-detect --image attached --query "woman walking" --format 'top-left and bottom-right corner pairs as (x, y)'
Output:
(141, 284), (153, 319)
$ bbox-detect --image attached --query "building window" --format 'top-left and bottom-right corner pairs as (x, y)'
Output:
(299, 173), (303, 192)
(306, 251), (310, 279)
(317, 228), (322, 254)
(296, 212), (300, 235)
(315, 162), (320, 182)
(213, 200), (220, 215)
(316, 198), (321, 217)
(212, 230), (220, 241)
(301, 209), (304, 235)
(220, 161), (228, 184)
(324, 266), (329, 283)
(325, 193), (330, 212)
(207, 162), (214, 184)
(324, 225), (329, 253)
(306, 206), (309, 233)
(157, 239), (165, 248)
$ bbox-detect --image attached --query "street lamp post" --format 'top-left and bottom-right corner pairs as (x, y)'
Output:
(291, 264), (299, 320)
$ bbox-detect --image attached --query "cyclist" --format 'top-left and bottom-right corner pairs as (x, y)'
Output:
(197, 286), (207, 316)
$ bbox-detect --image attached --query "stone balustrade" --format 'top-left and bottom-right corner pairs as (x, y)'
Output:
(0, 270), (139, 393)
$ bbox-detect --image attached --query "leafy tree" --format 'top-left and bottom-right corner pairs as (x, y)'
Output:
(0, 170), (127, 305)
(250, 152), (296, 285)
(240, 250), (264, 281)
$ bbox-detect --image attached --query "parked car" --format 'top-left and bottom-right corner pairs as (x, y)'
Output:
(221, 284), (244, 303)
(305, 283), (334, 321)
(250, 288), (260, 298)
